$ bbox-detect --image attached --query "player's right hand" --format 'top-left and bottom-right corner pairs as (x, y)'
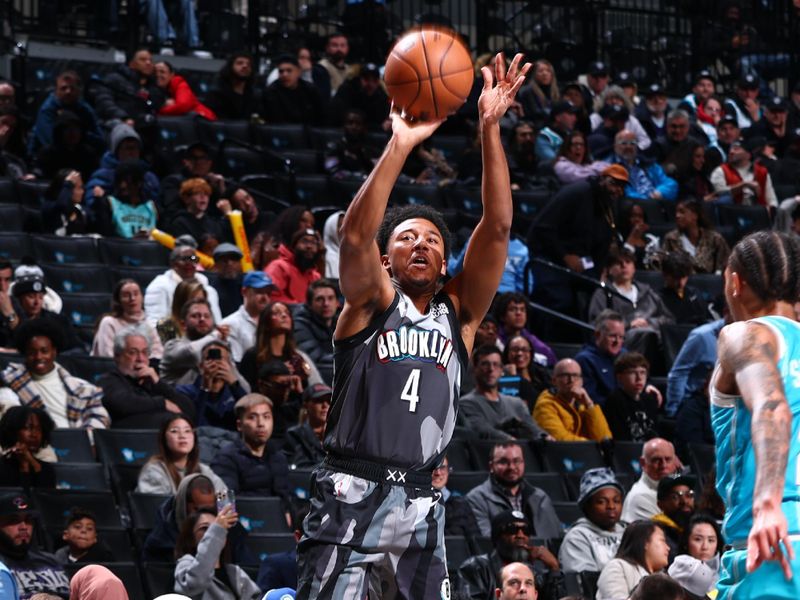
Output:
(389, 103), (444, 150)
(747, 503), (794, 580)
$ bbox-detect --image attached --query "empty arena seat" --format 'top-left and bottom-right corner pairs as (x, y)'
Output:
(49, 428), (94, 462)
(57, 354), (116, 385)
(94, 429), (159, 466)
(541, 442), (606, 474)
(610, 441), (644, 476)
(0, 177), (17, 204)
(252, 124), (309, 150)
(0, 232), (32, 260)
(15, 179), (49, 209)
(157, 116), (199, 147)
(53, 462), (108, 491)
(33, 489), (122, 529)
(197, 118), (252, 146)
(717, 204), (771, 239)
(32, 235), (100, 264)
(98, 238), (170, 267)
(0, 204), (24, 230)
(110, 265), (166, 289)
(60, 293), (111, 328)
(246, 533), (297, 562)
(128, 492), (170, 529)
(41, 263), (113, 294)
(236, 497), (290, 533)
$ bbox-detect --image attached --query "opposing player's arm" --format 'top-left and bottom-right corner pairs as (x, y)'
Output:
(444, 53), (530, 351)
(336, 112), (444, 338)
(717, 321), (795, 578)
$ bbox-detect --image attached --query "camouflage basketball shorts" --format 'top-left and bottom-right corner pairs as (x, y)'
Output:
(296, 467), (450, 600)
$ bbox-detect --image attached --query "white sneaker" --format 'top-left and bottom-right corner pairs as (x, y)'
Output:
(159, 47), (175, 56)
(191, 50), (213, 59)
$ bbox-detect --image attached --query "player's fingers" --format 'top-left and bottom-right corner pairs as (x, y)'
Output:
(780, 547), (794, 580)
(507, 53), (523, 80)
(495, 52), (506, 83)
(510, 66), (531, 96)
(746, 539), (762, 572)
(784, 534), (796, 561)
(481, 66), (494, 91)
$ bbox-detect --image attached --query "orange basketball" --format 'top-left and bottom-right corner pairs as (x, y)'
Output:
(384, 27), (474, 121)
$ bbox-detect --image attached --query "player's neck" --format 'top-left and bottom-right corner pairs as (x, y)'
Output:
(742, 301), (796, 321)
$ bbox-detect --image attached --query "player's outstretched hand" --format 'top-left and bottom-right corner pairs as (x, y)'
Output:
(747, 503), (794, 580)
(479, 52), (532, 126)
(390, 103), (444, 150)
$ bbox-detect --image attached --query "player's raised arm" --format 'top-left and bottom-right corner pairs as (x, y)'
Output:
(336, 112), (444, 334)
(717, 321), (795, 579)
(444, 53), (531, 349)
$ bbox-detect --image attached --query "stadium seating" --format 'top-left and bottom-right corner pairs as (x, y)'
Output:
(235, 497), (291, 534)
(0, 232), (32, 261)
(98, 238), (171, 267)
(128, 492), (170, 530)
(0, 204), (24, 231)
(33, 489), (123, 529)
(541, 442), (606, 474)
(94, 429), (159, 466)
(41, 262), (113, 294)
(53, 462), (108, 491)
(32, 235), (100, 264)
(60, 293), (111, 329)
(0, 178), (17, 203)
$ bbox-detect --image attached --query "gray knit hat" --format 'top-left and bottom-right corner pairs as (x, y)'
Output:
(577, 467), (624, 506)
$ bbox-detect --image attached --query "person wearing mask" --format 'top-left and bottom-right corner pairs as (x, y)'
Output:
(559, 468), (627, 573)
(466, 442), (561, 540)
(99, 325), (193, 428)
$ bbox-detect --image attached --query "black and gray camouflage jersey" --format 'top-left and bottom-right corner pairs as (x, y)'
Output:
(325, 288), (468, 471)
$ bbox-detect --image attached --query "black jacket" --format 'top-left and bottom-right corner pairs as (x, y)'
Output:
(293, 305), (335, 385)
(0, 456), (56, 489)
(98, 368), (195, 428)
(91, 65), (165, 124)
(527, 179), (618, 271)
(660, 285), (710, 326)
(283, 422), (325, 469)
(457, 550), (565, 600)
(205, 82), (263, 121)
(262, 81), (325, 126)
(210, 438), (291, 506)
(169, 210), (225, 246)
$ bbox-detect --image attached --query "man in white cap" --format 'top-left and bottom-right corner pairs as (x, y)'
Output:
(667, 554), (718, 600)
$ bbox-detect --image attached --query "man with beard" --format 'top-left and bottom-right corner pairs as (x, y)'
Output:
(457, 510), (562, 600)
(0, 493), (69, 599)
(526, 166), (627, 332)
(559, 468), (627, 573)
(709, 137), (778, 208)
(652, 473), (697, 561)
(205, 53), (262, 121)
(218, 186), (270, 245)
(313, 33), (353, 99)
(220, 271), (275, 362)
(265, 227), (322, 304)
(159, 299), (233, 385)
(507, 121), (538, 190)
(324, 109), (382, 178)
(466, 442), (561, 540)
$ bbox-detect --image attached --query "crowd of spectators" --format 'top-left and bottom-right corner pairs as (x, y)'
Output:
(0, 16), (797, 598)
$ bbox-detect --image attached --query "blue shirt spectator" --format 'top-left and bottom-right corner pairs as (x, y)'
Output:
(665, 318), (724, 417)
(611, 129), (678, 201)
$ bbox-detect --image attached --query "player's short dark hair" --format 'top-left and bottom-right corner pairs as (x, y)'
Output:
(614, 352), (649, 375)
(628, 573), (685, 600)
(0, 405), (55, 449)
(660, 252), (693, 278)
(64, 507), (97, 529)
(471, 344), (502, 366)
(14, 318), (65, 355)
(376, 205), (452, 258)
(493, 292), (528, 323)
(728, 231), (800, 304)
(306, 278), (339, 304)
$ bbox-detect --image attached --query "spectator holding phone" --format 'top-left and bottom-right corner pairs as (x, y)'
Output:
(137, 414), (225, 495)
(174, 505), (261, 599)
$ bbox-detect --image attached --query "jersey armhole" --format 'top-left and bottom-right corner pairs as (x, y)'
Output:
(333, 293), (400, 351)
(750, 317), (788, 362)
(438, 291), (469, 378)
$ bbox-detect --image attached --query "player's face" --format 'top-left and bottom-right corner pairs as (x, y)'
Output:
(491, 445), (525, 485)
(584, 487), (622, 531)
(687, 522), (718, 561)
(498, 563), (538, 600)
(595, 320), (624, 356)
(384, 218), (446, 290)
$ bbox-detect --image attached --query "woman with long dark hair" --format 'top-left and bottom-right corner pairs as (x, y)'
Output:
(553, 130), (610, 184)
(239, 300), (322, 391)
(661, 197), (730, 274)
(136, 414), (224, 495)
(92, 278), (163, 359)
(596, 520), (671, 599)
(174, 507), (261, 599)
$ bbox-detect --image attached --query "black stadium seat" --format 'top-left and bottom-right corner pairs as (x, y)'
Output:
(0, 204), (24, 230)
(57, 355), (116, 385)
(247, 533), (297, 562)
(60, 293), (111, 329)
(128, 492), (170, 530)
(660, 323), (696, 367)
(94, 429), (159, 466)
(252, 123), (309, 149)
(391, 183), (444, 208)
(220, 145), (269, 178)
(141, 562), (176, 598)
(717, 204), (771, 239)
(197, 118), (251, 146)
(0, 232), (32, 260)
(524, 473), (570, 502)
(40, 263), (113, 294)
(32, 235), (100, 264)
(0, 177), (17, 204)
(15, 179), (48, 209)
(49, 428), (94, 462)
(98, 238), (170, 267)
(541, 442), (606, 474)
(447, 471), (486, 496)
(110, 265), (166, 289)
(110, 464), (143, 503)
(611, 441), (644, 476)
(688, 273), (724, 304)
(236, 497), (291, 534)
(32, 489), (122, 529)
(552, 501), (583, 532)
(52, 463), (108, 491)
(157, 115), (199, 147)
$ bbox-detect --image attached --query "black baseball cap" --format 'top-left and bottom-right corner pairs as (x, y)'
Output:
(616, 71), (635, 87)
(588, 61), (608, 76)
(737, 73), (759, 90)
(694, 69), (715, 84)
(718, 115), (738, 128)
(550, 100), (578, 119)
(0, 493), (37, 519)
(600, 104), (629, 121)
(644, 83), (665, 97)
(657, 473), (697, 500)
(765, 96), (788, 112)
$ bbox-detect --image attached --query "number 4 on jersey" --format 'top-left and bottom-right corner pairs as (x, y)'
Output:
(401, 369), (421, 412)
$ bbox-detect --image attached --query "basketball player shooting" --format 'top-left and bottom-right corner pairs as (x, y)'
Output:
(296, 52), (531, 599)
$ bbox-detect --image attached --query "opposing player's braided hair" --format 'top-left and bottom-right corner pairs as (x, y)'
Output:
(728, 230), (800, 304)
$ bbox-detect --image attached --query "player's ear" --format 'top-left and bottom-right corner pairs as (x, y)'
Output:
(729, 270), (743, 298)
(380, 254), (392, 275)
(439, 258), (447, 276)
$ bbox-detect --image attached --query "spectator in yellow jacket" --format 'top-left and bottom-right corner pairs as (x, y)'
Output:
(532, 358), (613, 441)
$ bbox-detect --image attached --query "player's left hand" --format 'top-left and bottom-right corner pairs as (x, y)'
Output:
(478, 52), (531, 126)
(747, 502), (795, 580)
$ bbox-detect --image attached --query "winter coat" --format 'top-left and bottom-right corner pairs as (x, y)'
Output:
(595, 558), (649, 600)
(292, 304), (335, 385)
(532, 389), (613, 442)
(91, 64), (165, 124)
(265, 244), (322, 305)
(558, 517), (626, 573)
(159, 74), (217, 120)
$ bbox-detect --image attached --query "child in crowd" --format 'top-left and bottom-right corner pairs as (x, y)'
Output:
(54, 508), (115, 565)
(602, 352), (660, 442)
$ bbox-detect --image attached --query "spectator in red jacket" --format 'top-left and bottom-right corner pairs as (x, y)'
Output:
(155, 62), (217, 121)
(265, 228), (322, 304)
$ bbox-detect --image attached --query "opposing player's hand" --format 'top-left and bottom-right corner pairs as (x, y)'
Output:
(747, 503), (794, 580)
(389, 103), (444, 151)
(479, 52), (531, 126)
